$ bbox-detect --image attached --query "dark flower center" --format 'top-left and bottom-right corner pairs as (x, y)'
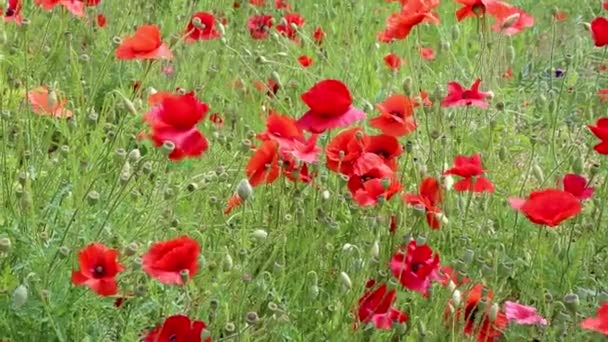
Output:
(389, 110), (403, 119)
(93, 265), (105, 277)
(411, 262), (423, 273)
(472, 4), (485, 16)
(6, 9), (15, 16)
(169, 334), (177, 342)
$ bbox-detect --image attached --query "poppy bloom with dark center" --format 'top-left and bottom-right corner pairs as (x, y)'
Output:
(185, 12), (221, 42)
(371, 94), (417, 137)
(444, 154), (494, 193)
(403, 177), (444, 229)
(356, 282), (408, 329)
(115, 24), (173, 60)
(389, 240), (440, 295)
(71, 243), (125, 296)
(509, 189), (582, 227)
(441, 79), (490, 108)
(142, 236), (201, 285)
(247, 14), (273, 39)
(296, 79), (365, 133)
(364, 134), (403, 170)
(144, 315), (210, 342)
(4, 0), (22, 24)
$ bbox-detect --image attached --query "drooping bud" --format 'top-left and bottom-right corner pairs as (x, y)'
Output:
(236, 179), (253, 201)
(339, 271), (352, 289)
(12, 284), (28, 310)
(488, 303), (500, 322)
(0, 237), (11, 253)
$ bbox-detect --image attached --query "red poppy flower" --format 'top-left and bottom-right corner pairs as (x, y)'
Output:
(418, 91), (433, 106)
(379, 12), (426, 42)
(487, 3), (534, 36)
(348, 176), (402, 207)
(144, 315), (210, 342)
(142, 236), (201, 285)
(593, 17), (608, 47)
(441, 79), (490, 108)
(297, 55), (313, 67)
(371, 94), (417, 137)
(275, 0), (290, 10)
(383, 53), (402, 70)
(605, 1), (608, 10)
(246, 140), (280, 186)
(296, 79), (365, 133)
(27, 86), (73, 118)
(553, 11), (567, 21)
(209, 113), (224, 128)
(71, 243), (125, 296)
(438, 266), (470, 288)
(4, 0), (22, 24)
(562, 174), (594, 201)
(389, 240), (440, 295)
(581, 303), (608, 336)
(444, 154), (494, 193)
(509, 189), (582, 227)
(276, 13), (304, 41)
(588, 117), (608, 154)
(247, 14), (273, 39)
(253, 79), (280, 97)
(599, 89), (608, 102)
(356, 282), (408, 329)
(364, 134), (403, 170)
(447, 283), (508, 342)
(36, 0), (84, 17)
(143, 92), (209, 161)
(313, 27), (325, 45)
(325, 127), (367, 175)
(185, 12), (221, 42)
(115, 24), (172, 60)
(403, 177), (443, 229)
(96, 13), (106, 27)
(454, 0), (489, 21)
(249, 0), (264, 5)
(419, 46), (435, 60)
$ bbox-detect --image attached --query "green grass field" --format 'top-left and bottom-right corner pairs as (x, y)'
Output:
(2, 0), (608, 341)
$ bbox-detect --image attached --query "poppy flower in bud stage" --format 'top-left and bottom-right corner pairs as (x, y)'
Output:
(509, 189), (582, 227)
(325, 127), (368, 175)
(276, 13), (304, 41)
(246, 140), (280, 186)
(383, 53), (402, 70)
(115, 24), (173, 60)
(71, 243), (125, 296)
(403, 177), (443, 229)
(143, 91), (209, 161)
(588, 117), (608, 154)
(142, 236), (201, 285)
(4, 0), (22, 24)
(419, 47), (435, 60)
(356, 282), (408, 329)
(389, 240), (440, 295)
(441, 79), (490, 108)
(247, 14), (273, 39)
(562, 174), (594, 201)
(186, 12), (221, 42)
(144, 315), (210, 342)
(297, 55), (313, 67)
(444, 154), (494, 193)
(27, 86), (73, 118)
(371, 94), (417, 137)
(296, 79), (365, 133)
(446, 283), (508, 342)
(313, 27), (325, 45)
(581, 302), (608, 336)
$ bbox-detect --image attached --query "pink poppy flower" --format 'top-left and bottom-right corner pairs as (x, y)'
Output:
(504, 301), (547, 326)
(441, 79), (491, 108)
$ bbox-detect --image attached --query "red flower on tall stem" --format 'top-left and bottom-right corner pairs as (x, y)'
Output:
(71, 243), (125, 296)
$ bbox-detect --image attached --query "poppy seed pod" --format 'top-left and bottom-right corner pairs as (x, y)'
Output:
(0, 237), (11, 253)
(563, 293), (579, 314)
(58, 246), (70, 258)
(223, 253), (234, 271)
(402, 77), (413, 95)
(87, 190), (100, 206)
(245, 311), (260, 325)
(124, 242), (138, 256)
(161, 141), (175, 155)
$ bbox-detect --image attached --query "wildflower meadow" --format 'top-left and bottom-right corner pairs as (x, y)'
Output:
(3, 0), (608, 341)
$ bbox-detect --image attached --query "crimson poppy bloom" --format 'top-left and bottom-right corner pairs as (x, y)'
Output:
(297, 55), (313, 67)
(356, 282), (408, 329)
(403, 177), (443, 229)
(325, 127), (368, 175)
(371, 94), (417, 137)
(313, 27), (325, 45)
(296, 79), (365, 133)
(444, 154), (494, 193)
(275, 0), (290, 10)
(447, 283), (508, 342)
(364, 134), (403, 170)
(588, 117), (608, 154)
(454, 0), (490, 21)
(4, 0), (22, 24)
(144, 315), (210, 342)
(115, 24), (173, 60)
(27, 86), (73, 118)
(348, 176), (402, 207)
(441, 79), (490, 108)
(246, 140), (280, 186)
(383, 53), (402, 70)
(509, 189), (582, 227)
(379, 12), (426, 42)
(36, 0), (84, 17)
(185, 12), (221, 42)
(389, 240), (440, 295)
(257, 111), (321, 164)
(142, 236), (201, 285)
(71, 243), (125, 296)
(276, 13), (304, 41)
(562, 174), (594, 200)
(247, 14), (273, 39)
(581, 303), (608, 336)
(143, 92), (209, 161)
(96, 13), (106, 27)
(419, 47), (435, 60)
(438, 266), (470, 288)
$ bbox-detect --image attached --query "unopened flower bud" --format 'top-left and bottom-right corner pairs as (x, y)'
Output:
(0, 237), (11, 253)
(236, 179), (253, 201)
(339, 271), (352, 289)
(223, 253), (233, 271)
(124, 242), (138, 256)
(58, 246), (70, 258)
(87, 191), (100, 206)
(252, 229), (268, 241)
(402, 77), (413, 95)
(488, 303), (500, 322)
(371, 240), (380, 260)
(451, 25), (460, 40)
(12, 284), (28, 310)
(161, 141), (175, 155)
(128, 149), (141, 162)
(532, 164), (544, 183)
(563, 293), (579, 314)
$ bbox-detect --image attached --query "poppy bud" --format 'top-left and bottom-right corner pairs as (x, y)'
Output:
(582, 22), (591, 31)
(58, 246), (70, 258)
(506, 45), (516, 64)
(0, 237), (11, 253)
(339, 271), (352, 289)
(128, 149), (141, 162)
(87, 112), (98, 125)
(19, 190), (32, 212)
(223, 253), (234, 270)
(252, 229), (268, 241)
(309, 284), (320, 299)
(270, 71), (282, 87)
(12, 284), (28, 310)
(532, 164), (544, 183)
(256, 55), (269, 64)
(217, 23), (226, 36)
(119, 172), (130, 185)
(488, 303), (500, 322)
(371, 240), (380, 260)
(590, 162), (600, 177)
(463, 249), (475, 264)
(451, 25), (460, 41)
(563, 293), (579, 314)
(87, 190), (100, 206)
(245, 311), (260, 325)
(440, 40), (450, 51)
(415, 235), (426, 245)
(124, 242), (138, 256)
(236, 179), (253, 201)
(501, 13), (521, 30)
(417, 320), (427, 337)
(402, 77), (413, 95)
